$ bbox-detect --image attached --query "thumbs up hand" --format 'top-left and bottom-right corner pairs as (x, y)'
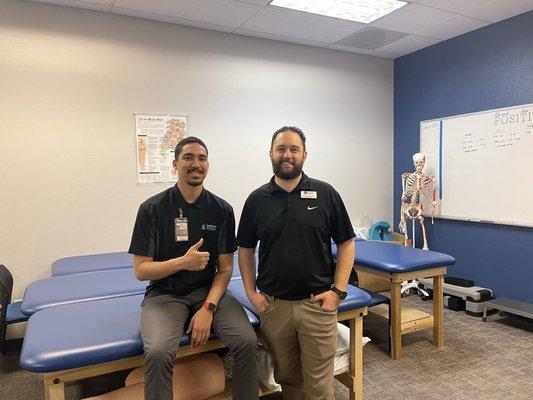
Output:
(180, 238), (210, 271)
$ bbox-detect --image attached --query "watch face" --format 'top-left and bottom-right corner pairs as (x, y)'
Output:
(331, 285), (347, 300)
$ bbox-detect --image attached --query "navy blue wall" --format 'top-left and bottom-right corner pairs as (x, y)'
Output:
(394, 11), (533, 303)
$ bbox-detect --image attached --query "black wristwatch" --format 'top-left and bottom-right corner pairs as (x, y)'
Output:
(203, 302), (217, 313)
(330, 285), (347, 300)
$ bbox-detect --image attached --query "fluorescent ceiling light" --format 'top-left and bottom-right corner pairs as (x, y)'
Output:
(269, 0), (407, 24)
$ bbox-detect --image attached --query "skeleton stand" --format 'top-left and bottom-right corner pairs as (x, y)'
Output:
(401, 220), (429, 297)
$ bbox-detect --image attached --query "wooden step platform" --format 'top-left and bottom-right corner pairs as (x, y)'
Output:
(369, 304), (434, 334)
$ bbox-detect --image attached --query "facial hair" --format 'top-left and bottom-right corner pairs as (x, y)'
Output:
(185, 167), (205, 186)
(272, 158), (303, 180)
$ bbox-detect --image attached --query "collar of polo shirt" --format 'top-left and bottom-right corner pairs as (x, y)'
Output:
(172, 184), (207, 208)
(267, 172), (313, 194)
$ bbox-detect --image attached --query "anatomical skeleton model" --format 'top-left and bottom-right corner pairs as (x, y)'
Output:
(399, 152), (437, 296)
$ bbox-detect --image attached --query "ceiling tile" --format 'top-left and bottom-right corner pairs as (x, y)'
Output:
(418, 0), (493, 16)
(29, 0), (112, 12)
(240, 6), (366, 43)
(234, 28), (329, 47)
(182, 0), (262, 29)
(178, 19), (236, 33)
(235, 0), (271, 4)
(377, 34), (439, 55)
(112, 0), (194, 19)
(112, 7), (181, 23)
(418, 13), (489, 40)
(371, 3), (458, 35)
(327, 43), (400, 58)
(460, 0), (533, 23)
(336, 27), (408, 50)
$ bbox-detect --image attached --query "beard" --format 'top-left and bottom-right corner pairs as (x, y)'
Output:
(272, 158), (303, 180)
(186, 178), (203, 187)
(184, 168), (205, 186)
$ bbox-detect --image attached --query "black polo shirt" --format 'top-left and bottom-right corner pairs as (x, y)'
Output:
(129, 185), (237, 297)
(237, 173), (355, 300)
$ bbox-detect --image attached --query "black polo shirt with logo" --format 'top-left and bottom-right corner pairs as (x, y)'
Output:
(129, 185), (237, 298)
(237, 173), (355, 300)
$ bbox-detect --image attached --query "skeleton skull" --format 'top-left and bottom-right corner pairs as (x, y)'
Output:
(413, 152), (425, 174)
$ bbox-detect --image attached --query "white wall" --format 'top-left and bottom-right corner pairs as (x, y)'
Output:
(0, 0), (393, 334)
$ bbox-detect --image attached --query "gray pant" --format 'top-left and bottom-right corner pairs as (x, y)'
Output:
(141, 288), (259, 400)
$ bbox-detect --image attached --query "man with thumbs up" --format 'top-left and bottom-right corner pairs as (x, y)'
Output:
(129, 137), (258, 400)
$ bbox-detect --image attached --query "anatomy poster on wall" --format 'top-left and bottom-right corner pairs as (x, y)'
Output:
(135, 113), (188, 184)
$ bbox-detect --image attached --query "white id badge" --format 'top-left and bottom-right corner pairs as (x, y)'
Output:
(174, 218), (188, 242)
(301, 190), (317, 199)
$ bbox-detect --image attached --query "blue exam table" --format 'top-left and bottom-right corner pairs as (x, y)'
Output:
(21, 268), (146, 316)
(334, 239), (455, 359)
(51, 251), (133, 276)
(19, 240), (454, 398)
(20, 276), (370, 400)
(20, 293), (260, 373)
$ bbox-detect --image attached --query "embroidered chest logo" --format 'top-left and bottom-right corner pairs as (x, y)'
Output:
(307, 206), (319, 211)
(201, 224), (217, 231)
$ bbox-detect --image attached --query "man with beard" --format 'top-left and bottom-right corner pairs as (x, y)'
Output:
(129, 136), (258, 400)
(237, 126), (356, 399)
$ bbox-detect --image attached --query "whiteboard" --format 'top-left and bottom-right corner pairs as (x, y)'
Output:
(420, 103), (533, 228)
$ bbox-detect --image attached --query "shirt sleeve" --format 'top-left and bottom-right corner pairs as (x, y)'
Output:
(330, 189), (356, 244)
(128, 203), (156, 257)
(236, 196), (259, 248)
(218, 204), (238, 254)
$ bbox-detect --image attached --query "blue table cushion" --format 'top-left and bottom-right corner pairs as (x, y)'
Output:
(358, 288), (389, 307)
(6, 301), (28, 324)
(337, 285), (372, 313)
(21, 268), (147, 316)
(51, 252), (133, 276)
(20, 294), (259, 373)
(20, 295), (144, 372)
(355, 240), (455, 273)
(332, 239), (455, 273)
(228, 278), (371, 316)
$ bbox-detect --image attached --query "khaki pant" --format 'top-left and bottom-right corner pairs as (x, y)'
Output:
(259, 295), (338, 400)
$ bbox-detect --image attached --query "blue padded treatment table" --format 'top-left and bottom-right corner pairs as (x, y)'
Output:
(333, 238), (455, 359)
(51, 251), (133, 276)
(6, 300), (28, 324)
(20, 294), (260, 373)
(21, 268), (147, 316)
(20, 276), (370, 400)
(332, 239), (455, 272)
(51, 250), (246, 277)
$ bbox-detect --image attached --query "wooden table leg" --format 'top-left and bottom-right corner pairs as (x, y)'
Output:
(433, 274), (444, 347)
(349, 315), (363, 400)
(390, 281), (402, 359)
(44, 376), (65, 400)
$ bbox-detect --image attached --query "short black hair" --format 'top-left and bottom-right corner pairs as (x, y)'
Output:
(271, 126), (306, 150)
(174, 136), (208, 159)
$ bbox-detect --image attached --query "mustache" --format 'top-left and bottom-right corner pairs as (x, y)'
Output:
(187, 168), (204, 173)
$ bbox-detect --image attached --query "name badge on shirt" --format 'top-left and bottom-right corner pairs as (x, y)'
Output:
(174, 208), (188, 242)
(301, 190), (317, 199)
